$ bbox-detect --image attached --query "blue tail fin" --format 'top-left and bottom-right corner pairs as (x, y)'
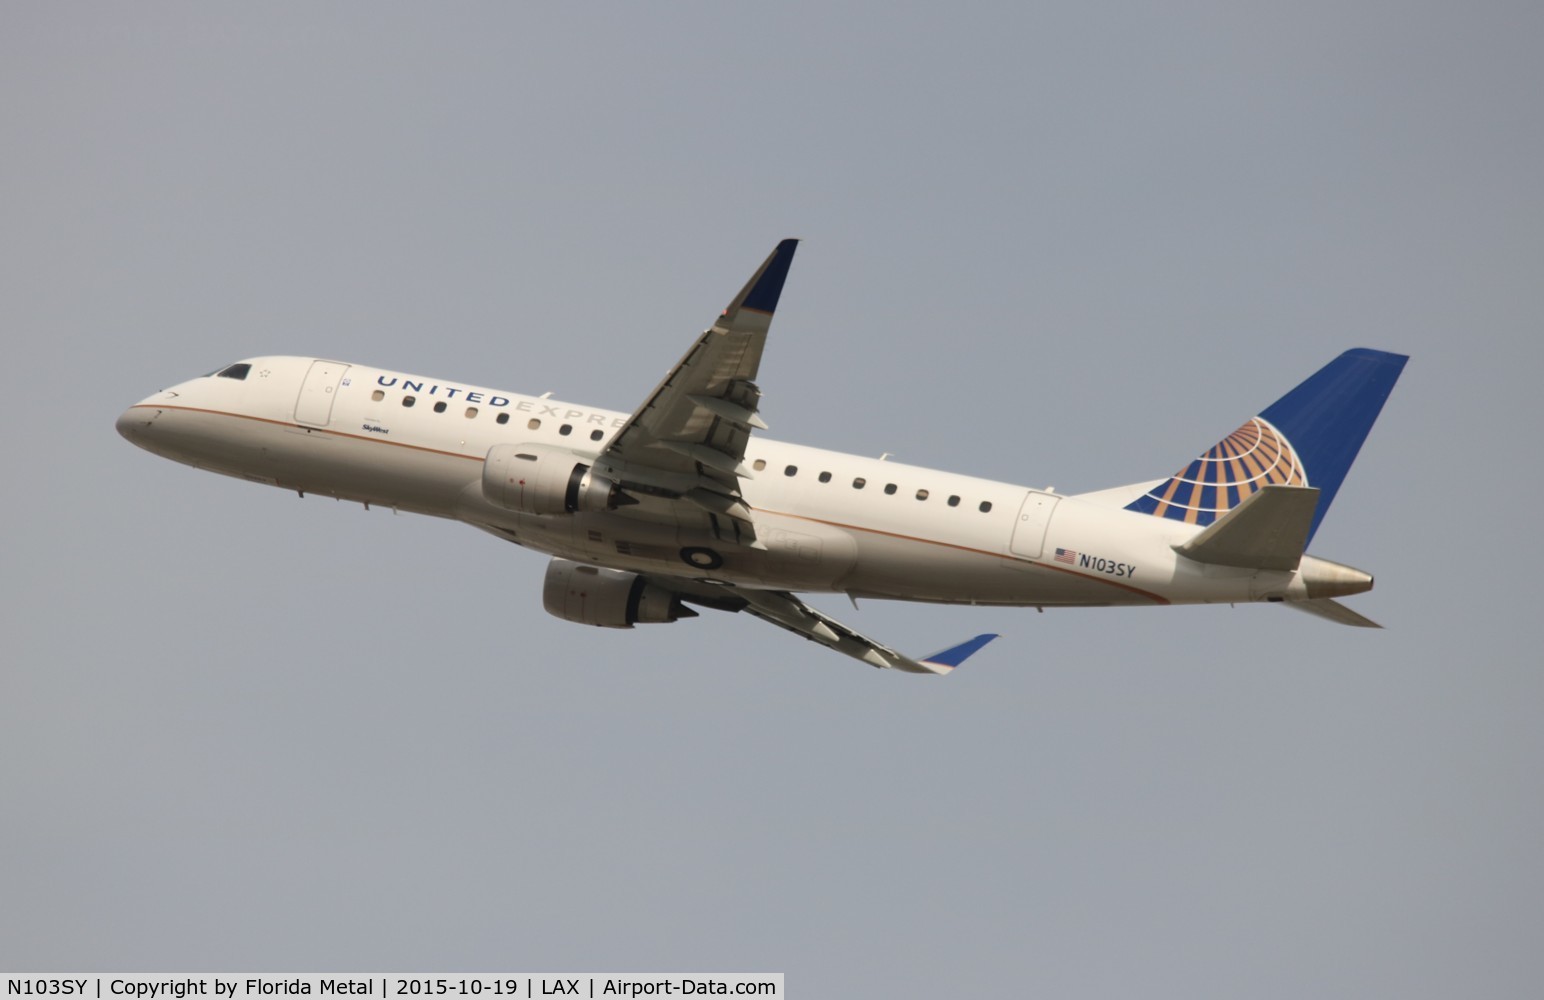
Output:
(1124, 349), (1407, 544)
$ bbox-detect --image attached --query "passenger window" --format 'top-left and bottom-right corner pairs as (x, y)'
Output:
(753, 459), (767, 471)
(590, 429), (604, 441)
(852, 477), (866, 489)
(979, 500), (993, 513)
(884, 483), (897, 495)
(371, 389), (385, 402)
(527, 418), (541, 430)
(948, 495), (961, 507)
(818, 471), (832, 483)
(784, 465), (798, 477)
(402, 396), (416, 408)
(916, 489), (929, 501)
(496, 413), (510, 425)
(433, 401), (447, 413)
(465, 407), (478, 419)
(559, 424), (573, 436)
(217, 363), (251, 381)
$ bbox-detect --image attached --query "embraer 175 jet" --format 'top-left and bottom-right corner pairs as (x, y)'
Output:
(117, 240), (1407, 674)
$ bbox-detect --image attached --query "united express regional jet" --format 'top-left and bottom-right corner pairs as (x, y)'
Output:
(117, 240), (1407, 674)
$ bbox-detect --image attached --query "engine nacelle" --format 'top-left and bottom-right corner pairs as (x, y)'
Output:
(542, 558), (698, 629)
(483, 443), (626, 515)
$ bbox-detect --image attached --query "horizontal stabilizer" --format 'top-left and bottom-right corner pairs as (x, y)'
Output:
(1173, 485), (1320, 571)
(1286, 598), (1382, 628)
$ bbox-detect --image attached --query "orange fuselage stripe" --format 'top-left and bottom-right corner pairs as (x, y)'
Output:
(133, 403), (1169, 604)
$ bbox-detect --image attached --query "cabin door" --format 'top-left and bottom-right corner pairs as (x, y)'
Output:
(1009, 491), (1060, 559)
(295, 361), (350, 426)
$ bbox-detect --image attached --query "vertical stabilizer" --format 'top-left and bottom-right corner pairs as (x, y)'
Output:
(1125, 349), (1407, 544)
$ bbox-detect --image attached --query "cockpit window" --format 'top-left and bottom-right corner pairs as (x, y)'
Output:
(217, 363), (252, 381)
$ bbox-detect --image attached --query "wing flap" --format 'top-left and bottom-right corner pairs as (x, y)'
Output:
(683, 486), (753, 520)
(661, 440), (756, 479)
(690, 394), (769, 430)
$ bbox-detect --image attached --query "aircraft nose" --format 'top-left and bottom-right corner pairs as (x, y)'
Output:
(116, 403), (158, 443)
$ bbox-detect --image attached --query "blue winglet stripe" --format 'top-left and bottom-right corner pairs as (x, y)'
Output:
(921, 633), (999, 669)
(740, 238), (799, 314)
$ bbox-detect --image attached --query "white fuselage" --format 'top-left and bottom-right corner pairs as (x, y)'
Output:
(117, 356), (1363, 612)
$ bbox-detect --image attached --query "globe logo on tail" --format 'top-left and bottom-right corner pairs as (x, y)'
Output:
(1125, 417), (1306, 526)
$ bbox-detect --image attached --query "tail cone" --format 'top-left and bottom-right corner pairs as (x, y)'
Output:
(1299, 555), (1374, 599)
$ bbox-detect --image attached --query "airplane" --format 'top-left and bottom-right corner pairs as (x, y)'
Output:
(116, 239), (1407, 675)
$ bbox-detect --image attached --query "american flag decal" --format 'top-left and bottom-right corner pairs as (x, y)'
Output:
(1054, 548), (1077, 565)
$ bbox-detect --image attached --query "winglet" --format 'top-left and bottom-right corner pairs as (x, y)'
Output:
(727, 238), (799, 316)
(917, 633), (1000, 675)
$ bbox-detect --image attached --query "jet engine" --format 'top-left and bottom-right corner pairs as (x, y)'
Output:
(542, 558), (698, 629)
(482, 443), (630, 515)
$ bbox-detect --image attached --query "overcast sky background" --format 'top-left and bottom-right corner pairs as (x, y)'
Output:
(3, 3), (1541, 996)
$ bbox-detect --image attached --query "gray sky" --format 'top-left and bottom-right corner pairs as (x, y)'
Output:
(3, 2), (1541, 996)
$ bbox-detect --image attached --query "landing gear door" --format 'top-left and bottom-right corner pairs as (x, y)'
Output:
(1010, 491), (1060, 559)
(295, 360), (350, 426)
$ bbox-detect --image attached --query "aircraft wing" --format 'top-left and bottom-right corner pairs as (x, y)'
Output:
(712, 586), (998, 675)
(592, 239), (799, 544)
